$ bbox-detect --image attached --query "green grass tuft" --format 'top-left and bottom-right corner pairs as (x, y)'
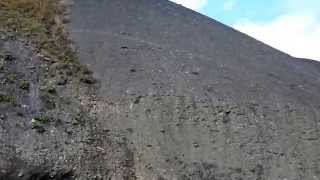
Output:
(0, 93), (16, 104)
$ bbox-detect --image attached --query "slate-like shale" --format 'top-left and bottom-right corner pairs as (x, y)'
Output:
(1, 0), (320, 179)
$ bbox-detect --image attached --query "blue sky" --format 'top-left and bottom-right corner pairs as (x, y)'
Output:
(170, 0), (320, 60)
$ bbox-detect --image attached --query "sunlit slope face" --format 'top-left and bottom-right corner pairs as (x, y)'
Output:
(69, 0), (320, 104)
(69, 0), (320, 179)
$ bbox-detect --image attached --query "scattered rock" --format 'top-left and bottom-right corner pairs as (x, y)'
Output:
(19, 80), (30, 91)
(126, 128), (134, 133)
(133, 96), (143, 104)
(17, 171), (24, 177)
(130, 68), (137, 73)
(16, 111), (24, 117)
(55, 75), (68, 85)
(0, 114), (6, 120)
(160, 129), (166, 133)
(3, 53), (15, 62)
(65, 128), (73, 135)
(80, 74), (96, 84)
(72, 112), (86, 126)
(193, 142), (200, 148)
(40, 85), (57, 94)
(191, 71), (199, 75)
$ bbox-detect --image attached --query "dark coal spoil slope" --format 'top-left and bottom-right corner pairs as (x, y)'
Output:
(0, 0), (320, 179)
(68, 0), (320, 179)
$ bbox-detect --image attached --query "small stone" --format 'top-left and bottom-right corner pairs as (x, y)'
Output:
(65, 128), (73, 135)
(160, 129), (166, 133)
(193, 142), (200, 148)
(18, 171), (24, 177)
(80, 75), (96, 84)
(133, 96), (142, 104)
(130, 68), (136, 72)
(191, 71), (199, 75)
(103, 128), (111, 133)
(96, 147), (105, 151)
(43, 56), (51, 62)
(0, 114), (6, 120)
(47, 87), (56, 94)
(82, 68), (93, 75)
(16, 112), (24, 117)
(0, 34), (5, 40)
(145, 163), (153, 170)
(27, 65), (36, 70)
(4, 54), (15, 61)
(56, 75), (68, 85)
(36, 127), (46, 133)
(225, 110), (232, 114)
(126, 128), (134, 133)
(19, 80), (30, 90)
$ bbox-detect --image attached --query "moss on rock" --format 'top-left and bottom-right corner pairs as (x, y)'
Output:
(19, 80), (30, 91)
(0, 93), (16, 104)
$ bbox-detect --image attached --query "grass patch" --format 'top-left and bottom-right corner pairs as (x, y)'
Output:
(0, 0), (76, 62)
(0, 93), (16, 104)
(31, 114), (54, 133)
(0, 0), (55, 32)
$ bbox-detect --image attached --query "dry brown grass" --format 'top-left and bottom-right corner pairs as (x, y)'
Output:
(0, 0), (60, 32)
(0, 0), (75, 62)
(0, 0), (57, 23)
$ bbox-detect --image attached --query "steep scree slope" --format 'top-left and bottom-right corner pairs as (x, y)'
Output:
(68, 0), (320, 179)
(1, 0), (320, 179)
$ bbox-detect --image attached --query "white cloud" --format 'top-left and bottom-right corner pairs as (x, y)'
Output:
(281, 0), (320, 16)
(223, 0), (237, 11)
(170, 0), (208, 11)
(233, 14), (320, 60)
(233, 0), (320, 61)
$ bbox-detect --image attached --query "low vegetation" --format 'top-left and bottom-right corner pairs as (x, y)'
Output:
(0, 0), (76, 62)
(0, 0), (96, 134)
(0, 93), (16, 104)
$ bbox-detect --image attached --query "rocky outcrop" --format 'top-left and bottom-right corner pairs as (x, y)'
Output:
(0, 32), (137, 179)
